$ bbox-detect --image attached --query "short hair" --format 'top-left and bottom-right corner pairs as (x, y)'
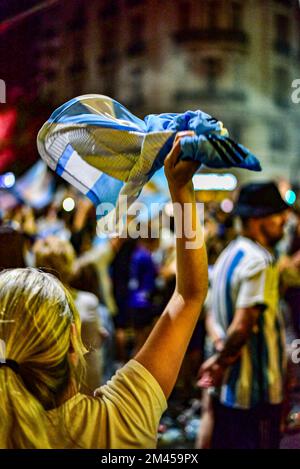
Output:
(0, 226), (26, 271)
(33, 236), (75, 284)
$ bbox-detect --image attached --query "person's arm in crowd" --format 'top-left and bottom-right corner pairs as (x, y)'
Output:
(135, 132), (208, 399)
(205, 310), (224, 352)
(198, 306), (261, 387)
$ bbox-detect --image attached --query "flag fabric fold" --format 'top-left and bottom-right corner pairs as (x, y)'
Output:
(37, 94), (261, 231)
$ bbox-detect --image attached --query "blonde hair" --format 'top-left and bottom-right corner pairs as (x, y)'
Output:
(0, 268), (86, 448)
(33, 236), (76, 284)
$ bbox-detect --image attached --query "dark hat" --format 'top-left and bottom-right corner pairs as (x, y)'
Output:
(233, 181), (289, 219)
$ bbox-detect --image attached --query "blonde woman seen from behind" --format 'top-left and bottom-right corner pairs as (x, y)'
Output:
(33, 236), (104, 393)
(0, 132), (208, 448)
(0, 269), (86, 448)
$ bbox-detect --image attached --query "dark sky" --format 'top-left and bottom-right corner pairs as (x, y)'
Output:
(0, 0), (43, 22)
(0, 0), (58, 94)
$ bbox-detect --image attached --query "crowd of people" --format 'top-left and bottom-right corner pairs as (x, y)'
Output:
(0, 143), (300, 448)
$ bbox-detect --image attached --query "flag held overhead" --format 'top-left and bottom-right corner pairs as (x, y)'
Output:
(37, 94), (261, 231)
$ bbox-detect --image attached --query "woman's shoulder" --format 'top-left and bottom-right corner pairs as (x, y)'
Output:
(95, 360), (167, 411)
(48, 392), (102, 416)
(46, 360), (167, 448)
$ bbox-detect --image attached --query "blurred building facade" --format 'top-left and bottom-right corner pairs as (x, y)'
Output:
(31, 0), (300, 183)
(0, 0), (42, 98)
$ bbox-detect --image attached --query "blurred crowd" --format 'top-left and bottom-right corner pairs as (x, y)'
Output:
(0, 182), (300, 447)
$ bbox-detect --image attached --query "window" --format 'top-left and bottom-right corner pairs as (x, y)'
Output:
(269, 124), (288, 151)
(273, 67), (290, 107)
(99, 3), (118, 20)
(274, 14), (291, 55)
(68, 4), (86, 32)
(177, 0), (192, 30)
(231, 2), (243, 30)
(275, 14), (290, 42)
(232, 60), (244, 86)
(130, 66), (144, 104)
(44, 69), (57, 82)
(207, 0), (222, 29)
(229, 121), (243, 142)
(129, 13), (145, 45)
(101, 20), (119, 55)
(127, 13), (146, 55)
(273, 0), (293, 7)
(100, 63), (117, 97)
(68, 61), (85, 75)
(202, 56), (222, 90)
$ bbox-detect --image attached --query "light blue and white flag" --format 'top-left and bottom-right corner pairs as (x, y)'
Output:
(13, 160), (55, 210)
(37, 94), (261, 230)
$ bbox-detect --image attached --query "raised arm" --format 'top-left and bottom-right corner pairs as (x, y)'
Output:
(135, 133), (208, 398)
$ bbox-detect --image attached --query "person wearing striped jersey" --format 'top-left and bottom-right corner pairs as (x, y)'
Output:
(199, 182), (289, 449)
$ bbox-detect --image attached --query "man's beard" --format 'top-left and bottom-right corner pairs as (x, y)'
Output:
(261, 225), (283, 248)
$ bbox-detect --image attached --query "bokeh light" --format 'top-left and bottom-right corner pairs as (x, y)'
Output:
(0, 172), (15, 188)
(62, 197), (75, 212)
(193, 174), (237, 191)
(285, 190), (297, 205)
(221, 198), (234, 213)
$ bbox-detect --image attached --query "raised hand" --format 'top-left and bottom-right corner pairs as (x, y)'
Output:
(164, 131), (201, 191)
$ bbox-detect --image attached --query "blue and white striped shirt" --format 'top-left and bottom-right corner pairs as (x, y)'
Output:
(211, 236), (286, 409)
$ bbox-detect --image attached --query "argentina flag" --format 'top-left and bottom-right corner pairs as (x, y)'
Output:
(37, 94), (261, 232)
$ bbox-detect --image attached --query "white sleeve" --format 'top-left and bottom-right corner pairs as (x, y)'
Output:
(236, 269), (267, 309)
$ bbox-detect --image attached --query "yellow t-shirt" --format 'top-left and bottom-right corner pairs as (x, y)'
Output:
(46, 359), (167, 449)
